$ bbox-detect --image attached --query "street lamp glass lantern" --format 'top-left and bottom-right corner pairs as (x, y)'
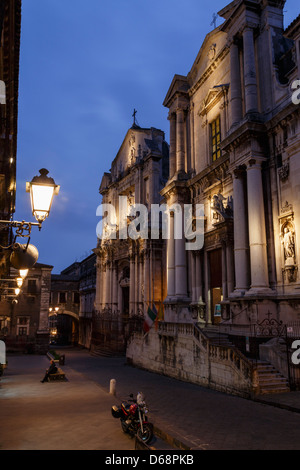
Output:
(26, 169), (60, 224)
(16, 277), (23, 288)
(19, 269), (29, 279)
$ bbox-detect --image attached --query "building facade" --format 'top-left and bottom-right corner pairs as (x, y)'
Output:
(93, 122), (169, 355)
(163, 0), (300, 332)
(127, 0), (300, 395)
(78, 253), (96, 349)
(0, 263), (53, 354)
(0, 0), (21, 278)
(50, 253), (96, 348)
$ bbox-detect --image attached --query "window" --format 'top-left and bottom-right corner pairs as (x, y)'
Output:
(73, 292), (80, 304)
(18, 327), (27, 336)
(27, 279), (37, 294)
(59, 292), (66, 304)
(17, 317), (29, 336)
(210, 116), (221, 161)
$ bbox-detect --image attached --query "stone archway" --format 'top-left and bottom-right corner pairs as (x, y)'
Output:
(49, 310), (79, 345)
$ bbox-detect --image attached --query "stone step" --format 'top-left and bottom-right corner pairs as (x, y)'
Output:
(259, 377), (287, 385)
(90, 345), (125, 358)
(255, 361), (290, 394)
(259, 386), (290, 395)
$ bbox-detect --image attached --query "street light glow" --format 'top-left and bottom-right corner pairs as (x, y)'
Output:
(26, 168), (60, 224)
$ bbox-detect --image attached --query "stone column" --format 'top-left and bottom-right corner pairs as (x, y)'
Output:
(95, 261), (102, 310)
(204, 250), (210, 323)
(143, 249), (150, 307)
(230, 39), (243, 125)
(222, 241), (228, 299)
(112, 263), (118, 312)
(102, 264), (107, 307)
(176, 107), (185, 174)
(232, 168), (250, 295)
(139, 255), (144, 310)
(190, 251), (196, 302)
(106, 261), (111, 308)
(195, 252), (203, 302)
(243, 26), (258, 114)
(175, 210), (188, 299)
(167, 213), (175, 299)
(169, 112), (176, 179)
(190, 103), (195, 172)
(134, 252), (139, 315)
(110, 261), (114, 309)
(117, 276), (122, 313)
(226, 241), (235, 296)
(246, 159), (270, 292)
(129, 252), (135, 314)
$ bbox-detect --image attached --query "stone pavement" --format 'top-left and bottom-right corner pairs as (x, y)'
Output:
(1, 347), (300, 450)
(0, 354), (135, 451)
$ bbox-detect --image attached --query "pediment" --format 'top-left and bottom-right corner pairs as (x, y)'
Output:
(218, 0), (242, 20)
(198, 86), (228, 117)
(99, 172), (112, 195)
(163, 74), (189, 108)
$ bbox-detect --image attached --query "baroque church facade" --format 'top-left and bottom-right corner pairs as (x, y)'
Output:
(125, 0), (300, 395)
(160, 0), (300, 328)
(93, 123), (169, 355)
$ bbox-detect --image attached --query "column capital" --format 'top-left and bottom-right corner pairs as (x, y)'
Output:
(175, 106), (186, 116)
(242, 22), (259, 34)
(168, 111), (176, 121)
(232, 165), (246, 178)
(227, 35), (240, 49)
(246, 157), (266, 169)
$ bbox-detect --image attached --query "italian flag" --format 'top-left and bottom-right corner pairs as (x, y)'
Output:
(143, 304), (158, 333)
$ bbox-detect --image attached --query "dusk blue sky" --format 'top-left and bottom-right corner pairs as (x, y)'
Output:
(14, 0), (299, 274)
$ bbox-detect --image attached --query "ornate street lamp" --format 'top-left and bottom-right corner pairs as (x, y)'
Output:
(0, 169), (60, 295)
(0, 168), (60, 234)
(26, 168), (60, 225)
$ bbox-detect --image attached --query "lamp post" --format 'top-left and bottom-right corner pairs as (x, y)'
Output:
(0, 168), (59, 300)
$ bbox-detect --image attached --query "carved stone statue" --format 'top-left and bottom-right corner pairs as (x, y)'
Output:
(211, 193), (233, 220)
(282, 227), (295, 264)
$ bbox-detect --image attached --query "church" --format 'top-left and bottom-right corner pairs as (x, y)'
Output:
(93, 119), (169, 355)
(126, 0), (300, 395)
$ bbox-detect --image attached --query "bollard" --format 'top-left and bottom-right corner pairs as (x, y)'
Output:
(110, 379), (116, 396)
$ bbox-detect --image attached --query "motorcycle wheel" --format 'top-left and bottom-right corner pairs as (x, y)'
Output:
(137, 423), (153, 444)
(121, 420), (129, 434)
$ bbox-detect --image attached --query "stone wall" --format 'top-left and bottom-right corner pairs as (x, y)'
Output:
(126, 322), (254, 397)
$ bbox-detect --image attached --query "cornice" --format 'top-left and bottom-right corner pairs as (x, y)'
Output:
(188, 46), (229, 98)
(221, 117), (267, 152)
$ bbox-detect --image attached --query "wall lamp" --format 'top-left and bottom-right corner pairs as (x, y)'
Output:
(0, 168), (60, 237)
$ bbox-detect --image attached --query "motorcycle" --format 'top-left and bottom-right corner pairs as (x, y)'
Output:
(111, 392), (153, 444)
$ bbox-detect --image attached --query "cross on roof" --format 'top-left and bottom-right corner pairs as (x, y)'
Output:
(132, 108), (137, 125)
